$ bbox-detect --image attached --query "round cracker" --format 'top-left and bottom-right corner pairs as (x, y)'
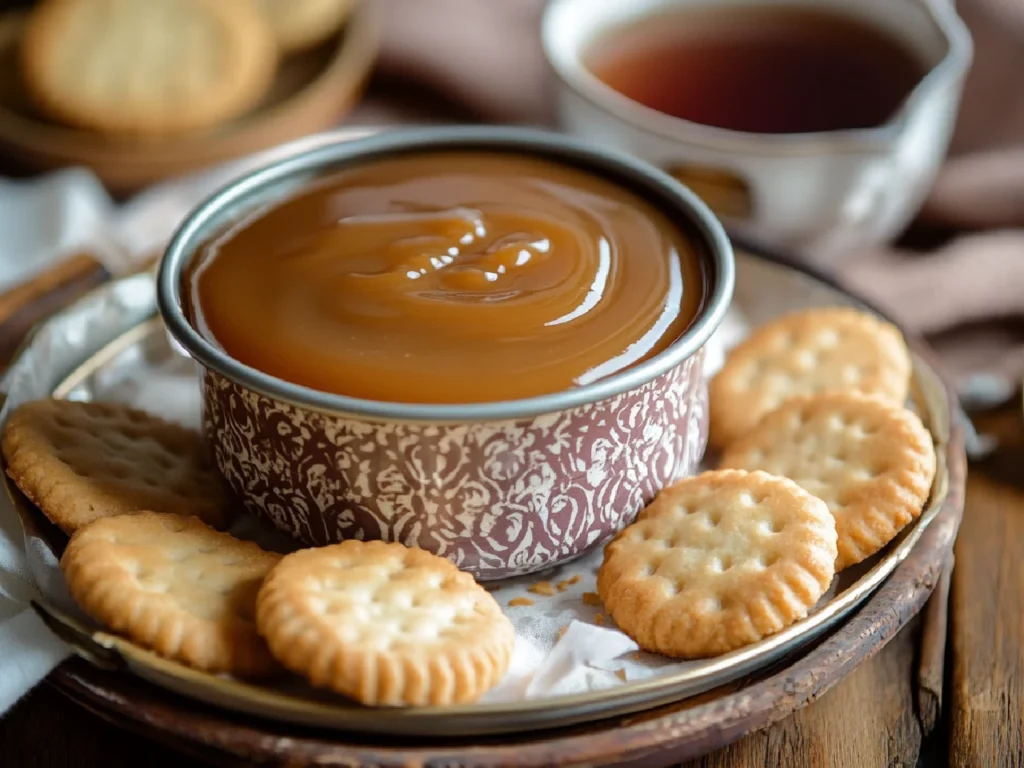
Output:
(21, 0), (277, 136)
(719, 392), (936, 570)
(2, 398), (229, 534)
(709, 307), (911, 447)
(256, 540), (515, 706)
(598, 469), (837, 659)
(61, 512), (281, 676)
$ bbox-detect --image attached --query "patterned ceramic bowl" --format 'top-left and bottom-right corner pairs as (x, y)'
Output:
(157, 127), (734, 579)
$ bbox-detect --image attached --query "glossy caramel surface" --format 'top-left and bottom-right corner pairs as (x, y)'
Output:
(187, 152), (703, 403)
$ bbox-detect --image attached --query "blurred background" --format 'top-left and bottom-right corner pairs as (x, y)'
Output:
(0, 0), (1019, 404)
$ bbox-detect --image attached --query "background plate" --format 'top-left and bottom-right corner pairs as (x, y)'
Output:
(0, 3), (378, 195)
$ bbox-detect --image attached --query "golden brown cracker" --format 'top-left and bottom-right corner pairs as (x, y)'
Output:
(256, 540), (515, 706)
(61, 512), (280, 676)
(720, 393), (936, 570)
(2, 398), (228, 533)
(598, 470), (837, 658)
(709, 307), (911, 447)
(21, 0), (276, 136)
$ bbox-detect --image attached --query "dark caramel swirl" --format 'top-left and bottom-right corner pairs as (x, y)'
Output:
(187, 152), (703, 403)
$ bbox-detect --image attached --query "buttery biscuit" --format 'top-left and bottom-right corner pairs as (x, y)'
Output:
(2, 399), (228, 534)
(21, 0), (277, 136)
(598, 470), (837, 659)
(257, 0), (355, 52)
(709, 307), (911, 447)
(257, 540), (515, 706)
(61, 512), (281, 676)
(720, 393), (936, 571)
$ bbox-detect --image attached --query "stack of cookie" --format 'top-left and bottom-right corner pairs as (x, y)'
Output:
(597, 307), (937, 658)
(2, 399), (515, 706)
(18, 0), (356, 138)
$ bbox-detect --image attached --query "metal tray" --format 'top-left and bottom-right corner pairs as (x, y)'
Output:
(2, 250), (951, 737)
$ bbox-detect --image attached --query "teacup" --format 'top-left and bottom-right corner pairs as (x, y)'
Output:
(542, 0), (973, 262)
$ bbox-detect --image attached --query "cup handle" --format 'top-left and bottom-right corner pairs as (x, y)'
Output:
(665, 164), (754, 221)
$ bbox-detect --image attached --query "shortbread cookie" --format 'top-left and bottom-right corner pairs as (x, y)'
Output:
(258, 0), (355, 52)
(61, 512), (281, 676)
(720, 393), (936, 570)
(2, 399), (228, 533)
(21, 0), (277, 136)
(709, 307), (911, 447)
(257, 540), (515, 706)
(598, 470), (837, 658)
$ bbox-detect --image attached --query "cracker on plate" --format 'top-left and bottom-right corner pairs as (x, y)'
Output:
(2, 398), (229, 533)
(709, 307), (911, 447)
(61, 511), (281, 676)
(257, 540), (516, 706)
(598, 469), (838, 658)
(21, 0), (277, 136)
(720, 392), (936, 571)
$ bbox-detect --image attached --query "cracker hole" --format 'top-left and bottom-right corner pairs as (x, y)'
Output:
(738, 493), (755, 508)
(842, 366), (862, 384)
(815, 329), (841, 348)
(704, 597), (722, 612)
(707, 511), (722, 527)
(720, 554), (733, 570)
(796, 351), (816, 370)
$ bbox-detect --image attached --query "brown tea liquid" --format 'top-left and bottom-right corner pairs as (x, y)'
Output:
(587, 7), (926, 134)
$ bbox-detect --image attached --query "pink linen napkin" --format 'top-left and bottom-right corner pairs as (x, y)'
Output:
(368, 0), (1024, 398)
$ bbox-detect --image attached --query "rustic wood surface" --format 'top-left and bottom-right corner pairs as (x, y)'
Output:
(949, 407), (1024, 767)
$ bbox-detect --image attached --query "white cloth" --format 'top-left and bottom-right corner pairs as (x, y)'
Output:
(0, 493), (71, 713)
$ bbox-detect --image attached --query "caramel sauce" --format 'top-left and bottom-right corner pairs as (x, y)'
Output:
(187, 152), (703, 404)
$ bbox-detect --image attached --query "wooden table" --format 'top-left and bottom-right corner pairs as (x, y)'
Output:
(4, 432), (1016, 767)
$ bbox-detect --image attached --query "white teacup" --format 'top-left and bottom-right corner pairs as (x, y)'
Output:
(542, 0), (973, 262)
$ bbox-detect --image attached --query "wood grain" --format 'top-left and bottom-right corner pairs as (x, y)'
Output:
(679, 617), (924, 767)
(949, 406), (1024, 767)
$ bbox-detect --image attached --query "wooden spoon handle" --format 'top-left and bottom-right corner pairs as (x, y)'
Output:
(0, 254), (110, 369)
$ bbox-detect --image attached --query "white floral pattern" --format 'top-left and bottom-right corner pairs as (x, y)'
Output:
(202, 351), (707, 579)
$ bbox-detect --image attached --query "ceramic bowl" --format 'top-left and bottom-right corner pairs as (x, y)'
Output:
(157, 127), (734, 579)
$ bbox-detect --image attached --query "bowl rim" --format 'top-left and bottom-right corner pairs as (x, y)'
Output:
(156, 126), (734, 423)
